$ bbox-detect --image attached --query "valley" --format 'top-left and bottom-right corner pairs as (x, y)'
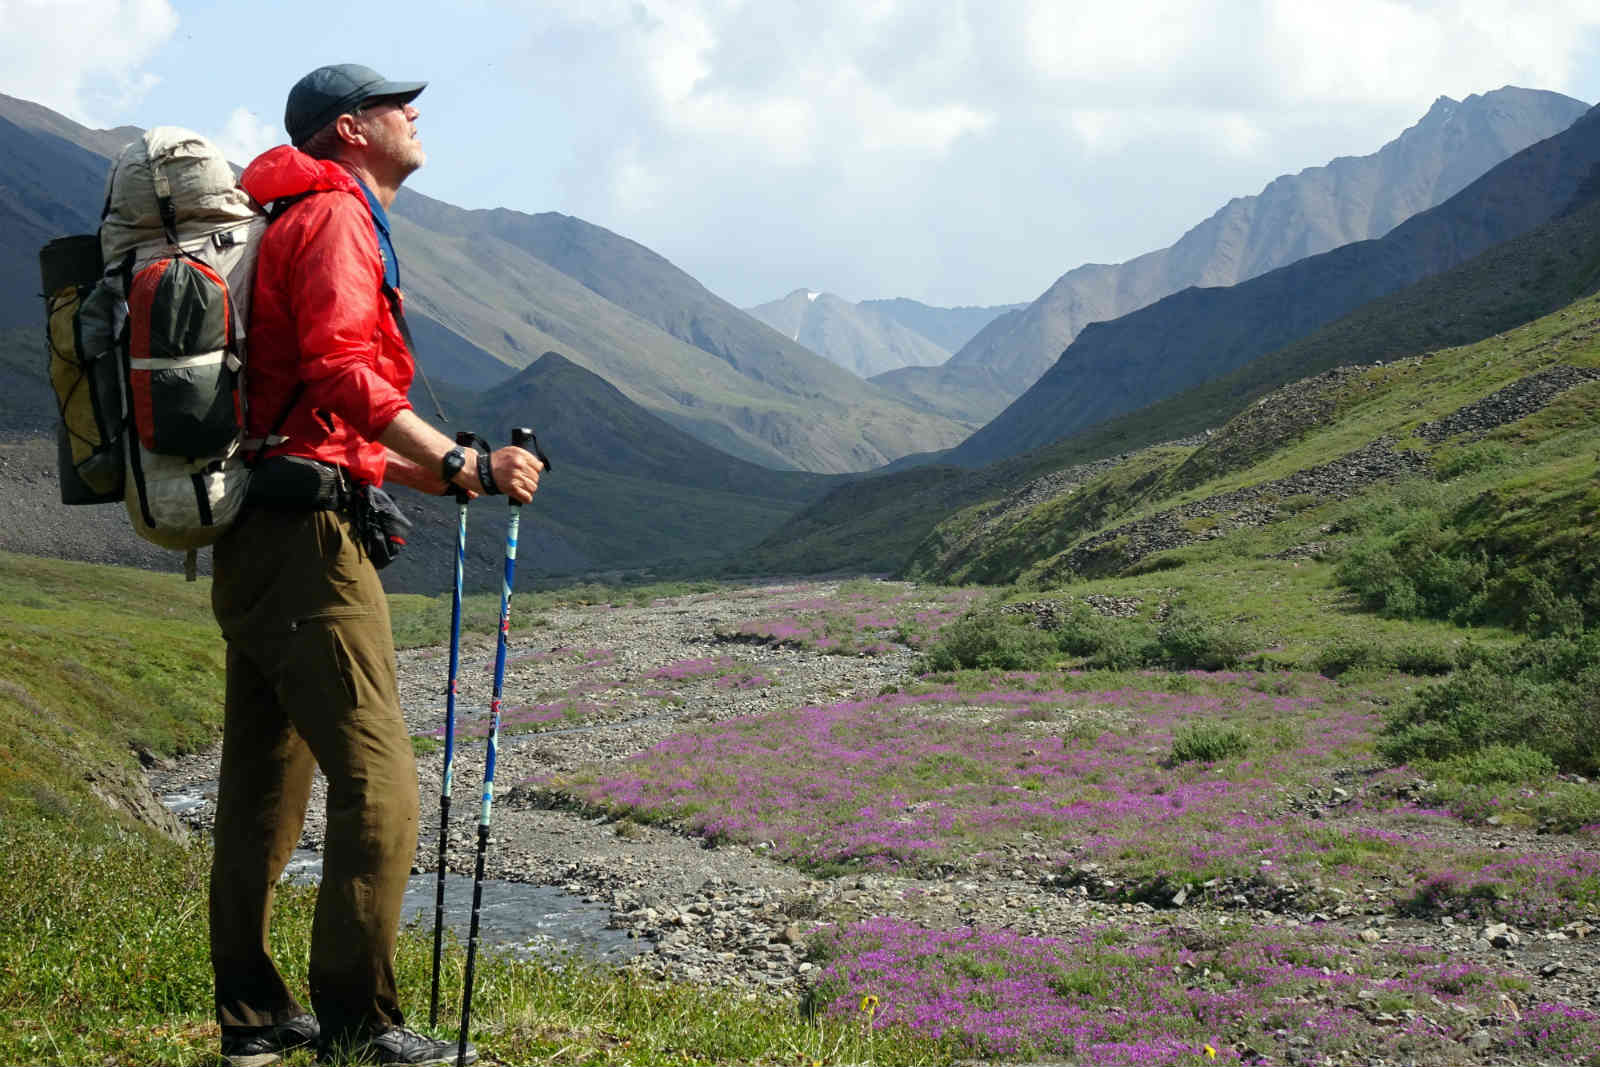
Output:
(4, 63), (1600, 1067)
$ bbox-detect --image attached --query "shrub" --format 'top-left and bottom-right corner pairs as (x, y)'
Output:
(1154, 609), (1256, 670)
(1051, 605), (1159, 670)
(1389, 641), (1458, 676)
(1434, 442), (1514, 481)
(1086, 624), (1161, 670)
(1169, 721), (1252, 764)
(1378, 635), (1600, 775)
(922, 610), (1059, 672)
(1431, 744), (1558, 785)
(1314, 638), (1386, 677)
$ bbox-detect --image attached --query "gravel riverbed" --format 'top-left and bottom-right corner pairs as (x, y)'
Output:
(149, 581), (1600, 1040)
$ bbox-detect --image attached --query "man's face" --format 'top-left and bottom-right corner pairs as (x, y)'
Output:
(355, 96), (425, 179)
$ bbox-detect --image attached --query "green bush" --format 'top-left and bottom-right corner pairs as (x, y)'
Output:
(1169, 721), (1252, 764)
(1390, 641), (1458, 676)
(1313, 638), (1386, 677)
(1379, 634), (1600, 775)
(1052, 605), (1158, 669)
(1332, 491), (1598, 634)
(1430, 744), (1557, 785)
(922, 610), (1059, 672)
(1086, 623), (1161, 670)
(1154, 610), (1257, 670)
(1433, 442), (1514, 481)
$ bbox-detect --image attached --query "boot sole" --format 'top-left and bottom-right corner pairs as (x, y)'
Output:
(224, 1054), (283, 1067)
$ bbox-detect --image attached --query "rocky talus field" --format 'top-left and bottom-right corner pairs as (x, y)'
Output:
(150, 580), (1600, 1066)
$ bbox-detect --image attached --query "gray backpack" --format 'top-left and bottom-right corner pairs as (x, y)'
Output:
(43, 126), (269, 577)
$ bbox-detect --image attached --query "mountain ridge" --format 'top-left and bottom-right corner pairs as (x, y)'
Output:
(873, 87), (1591, 424)
(951, 101), (1600, 466)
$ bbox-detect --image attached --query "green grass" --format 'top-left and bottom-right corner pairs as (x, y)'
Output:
(0, 816), (952, 1066)
(0, 552), (948, 1064)
(0, 552), (224, 822)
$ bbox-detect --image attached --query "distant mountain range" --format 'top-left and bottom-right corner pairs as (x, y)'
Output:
(951, 100), (1600, 466)
(869, 87), (1591, 426)
(0, 92), (969, 475)
(743, 289), (1018, 384)
(738, 105), (1600, 576)
(5, 85), (1596, 582)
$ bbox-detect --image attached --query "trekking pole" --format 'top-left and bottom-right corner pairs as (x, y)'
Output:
(458, 427), (548, 1067)
(430, 430), (480, 1029)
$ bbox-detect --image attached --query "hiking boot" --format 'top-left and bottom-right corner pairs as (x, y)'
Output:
(220, 1013), (320, 1067)
(318, 1026), (476, 1066)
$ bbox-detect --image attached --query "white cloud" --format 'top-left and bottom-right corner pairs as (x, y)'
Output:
(0, 0), (178, 124)
(211, 107), (282, 168)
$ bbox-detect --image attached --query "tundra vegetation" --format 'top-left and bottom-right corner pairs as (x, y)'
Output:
(6, 297), (1600, 1063)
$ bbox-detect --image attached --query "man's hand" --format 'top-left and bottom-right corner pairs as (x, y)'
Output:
(485, 446), (542, 504)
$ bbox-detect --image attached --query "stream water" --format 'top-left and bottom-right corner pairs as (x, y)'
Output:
(162, 789), (649, 964)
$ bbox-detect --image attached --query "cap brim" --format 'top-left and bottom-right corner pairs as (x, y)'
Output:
(367, 79), (427, 105)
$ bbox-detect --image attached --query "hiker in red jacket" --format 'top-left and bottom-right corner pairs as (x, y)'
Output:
(210, 64), (543, 1067)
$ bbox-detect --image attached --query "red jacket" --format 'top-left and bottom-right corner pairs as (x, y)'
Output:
(239, 146), (413, 486)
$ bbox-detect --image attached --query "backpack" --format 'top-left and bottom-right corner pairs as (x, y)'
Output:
(42, 126), (268, 578)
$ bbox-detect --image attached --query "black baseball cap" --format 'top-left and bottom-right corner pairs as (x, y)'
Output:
(285, 63), (426, 147)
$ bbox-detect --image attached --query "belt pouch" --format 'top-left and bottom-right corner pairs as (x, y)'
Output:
(248, 456), (344, 510)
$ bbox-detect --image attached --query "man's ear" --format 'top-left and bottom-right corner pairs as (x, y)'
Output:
(335, 112), (366, 148)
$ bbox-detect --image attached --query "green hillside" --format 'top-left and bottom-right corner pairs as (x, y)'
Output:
(906, 289), (1600, 614)
(746, 180), (1600, 578)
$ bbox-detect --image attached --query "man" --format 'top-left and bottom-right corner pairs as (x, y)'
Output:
(210, 64), (544, 1067)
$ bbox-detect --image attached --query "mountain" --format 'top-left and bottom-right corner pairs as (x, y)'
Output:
(387, 196), (969, 471)
(951, 102), (1600, 467)
(0, 112), (109, 329)
(744, 289), (951, 379)
(873, 87), (1591, 423)
(0, 92), (968, 475)
(859, 298), (1026, 354)
(736, 158), (1600, 577)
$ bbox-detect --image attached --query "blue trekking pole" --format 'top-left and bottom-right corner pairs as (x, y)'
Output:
(430, 430), (481, 1029)
(458, 427), (549, 1067)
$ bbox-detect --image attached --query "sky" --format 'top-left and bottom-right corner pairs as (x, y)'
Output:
(3, 1), (1600, 310)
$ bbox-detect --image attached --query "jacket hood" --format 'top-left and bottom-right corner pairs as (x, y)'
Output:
(240, 145), (361, 206)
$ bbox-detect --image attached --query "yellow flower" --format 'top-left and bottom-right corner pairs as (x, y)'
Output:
(1203, 1045), (1217, 1060)
(859, 994), (879, 1017)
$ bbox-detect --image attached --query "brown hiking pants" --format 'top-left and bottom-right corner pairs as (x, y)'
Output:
(209, 505), (419, 1039)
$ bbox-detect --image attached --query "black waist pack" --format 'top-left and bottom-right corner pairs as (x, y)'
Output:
(248, 455), (347, 510)
(352, 482), (411, 571)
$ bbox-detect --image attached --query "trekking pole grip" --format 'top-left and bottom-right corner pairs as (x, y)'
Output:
(510, 426), (552, 473)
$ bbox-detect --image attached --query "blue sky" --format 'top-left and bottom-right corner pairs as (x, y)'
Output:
(4, 1), (1599, 310)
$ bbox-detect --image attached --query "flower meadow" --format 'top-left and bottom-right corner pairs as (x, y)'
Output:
(543, 660), (1600, 1059)
(421, 580), (1600, 1064)
(806, 917), (1600, 1064)
(553, 670), (1600, 922)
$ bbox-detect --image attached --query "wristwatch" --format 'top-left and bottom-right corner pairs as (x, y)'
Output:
(439, 445), (467, 487)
